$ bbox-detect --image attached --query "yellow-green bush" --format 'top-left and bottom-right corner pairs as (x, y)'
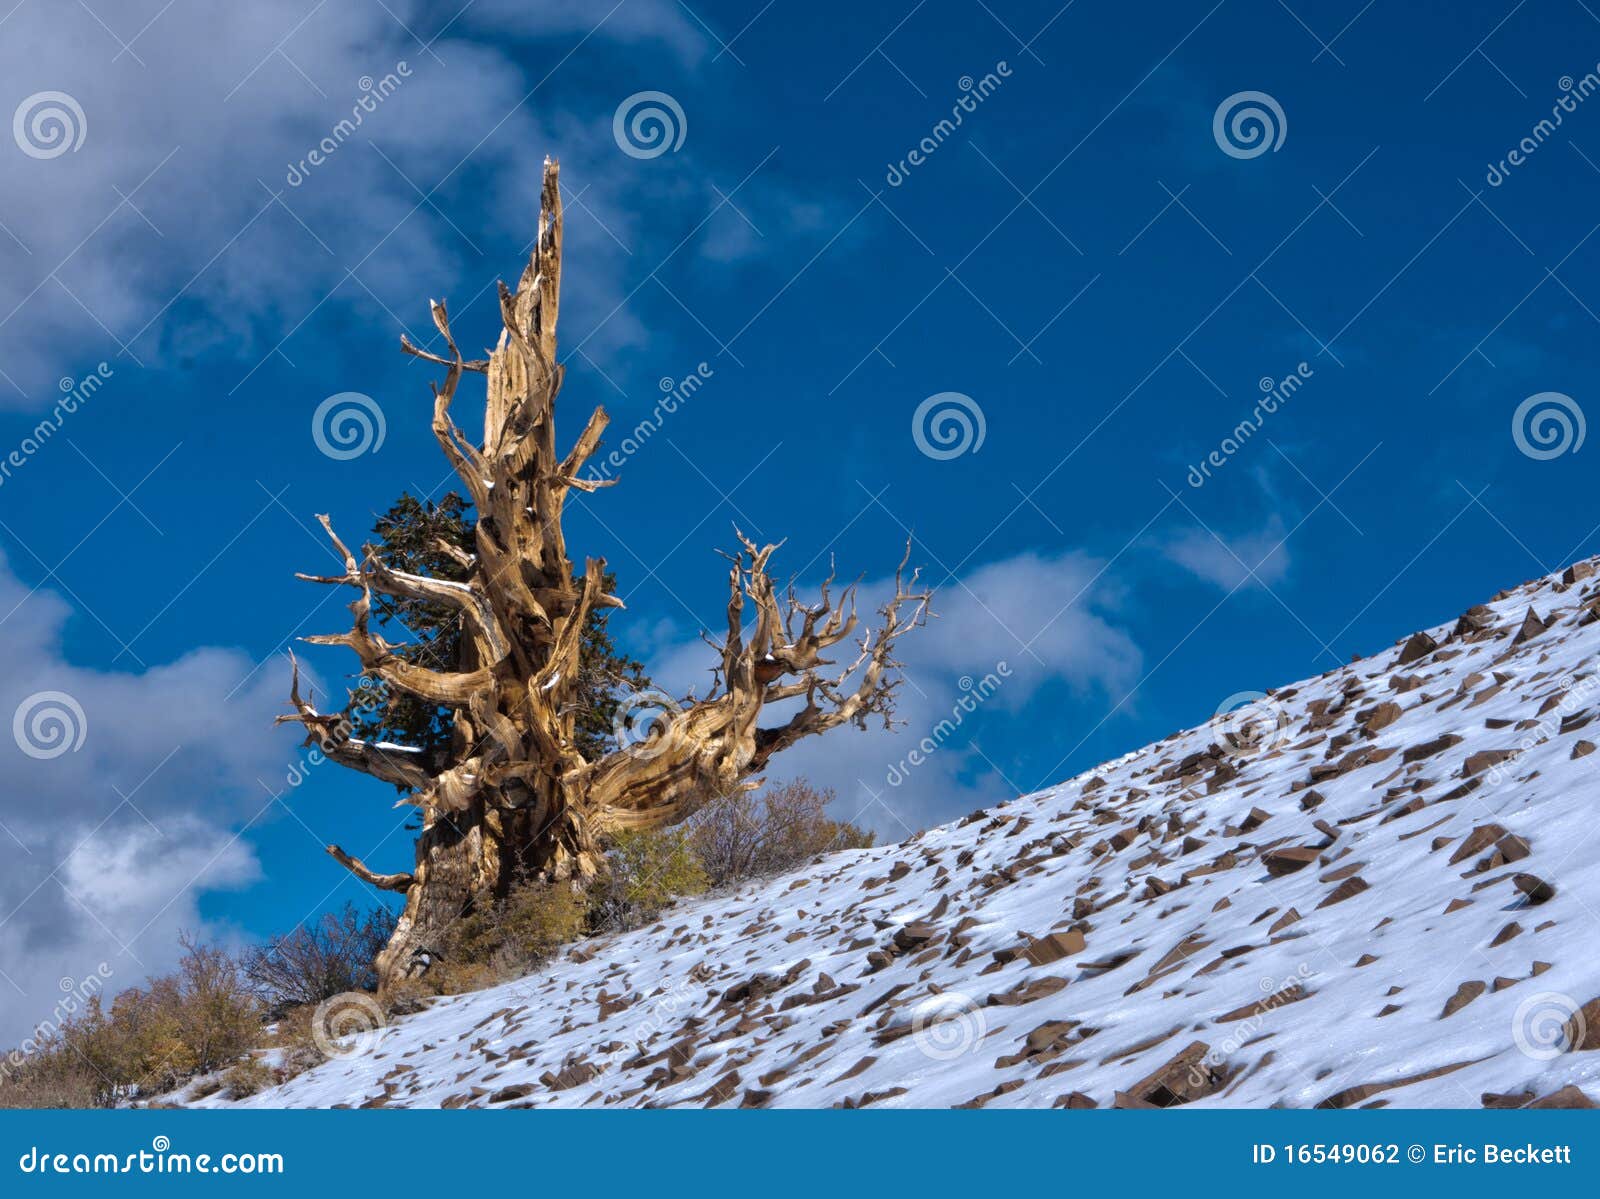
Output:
(222, 1056), (277, 1099)
(589, 828), (709, 932)
(438, 878), (588, 987)
(0, 934), (260, 1108)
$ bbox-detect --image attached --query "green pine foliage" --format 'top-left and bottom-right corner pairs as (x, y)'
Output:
(345, 490), (651, 772)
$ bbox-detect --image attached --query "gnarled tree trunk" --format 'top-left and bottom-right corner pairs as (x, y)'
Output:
(281, 158), (929, 989)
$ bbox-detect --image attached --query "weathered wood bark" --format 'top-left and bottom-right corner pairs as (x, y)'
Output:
(281, 158), (930, 989)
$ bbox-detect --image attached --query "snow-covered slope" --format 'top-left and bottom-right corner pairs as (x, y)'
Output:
(207, 559), (1600, 1109)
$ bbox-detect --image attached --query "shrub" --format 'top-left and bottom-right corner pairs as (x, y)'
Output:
(688, 780), (874, 887)
(167, 933), (260, 1076)
(222, 1056), (277, 1099)
(438, 879), (588, 989)
(263, 1004), (327, 1081)
(589, 828), (708, 932)
(0, 1035), (101, 1109)
(244, 903), (395, 1012)
(381, 980), (435, 1018)
(0, 934), (259, 1107)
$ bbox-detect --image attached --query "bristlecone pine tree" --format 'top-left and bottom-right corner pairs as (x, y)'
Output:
(281, 158), (931, 988)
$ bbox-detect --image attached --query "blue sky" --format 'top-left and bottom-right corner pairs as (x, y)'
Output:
(0, 0), (1597, 1036)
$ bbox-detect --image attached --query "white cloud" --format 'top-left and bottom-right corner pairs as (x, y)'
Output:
(0, 0), (705, 400)
(1161, 515), (1291, 591)
(0, 550), (286, 1048)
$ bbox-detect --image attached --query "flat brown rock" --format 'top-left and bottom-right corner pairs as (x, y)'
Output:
(1024, 928), (1086, 966)
(1528, 1085), (1597, 1109)
(1514, 873), (1556, 904)
(1118, 1040), (1220, 1108)
(1316, 876), (1369, 908)
(1403, 734), (1462, 763)
(1397, 631), (1438, 665)
(1440, 980), (1486, 1018)
(1262, 846), (1319, 876)
(1359, 701), (1402, 735)
(1448, 823), (1509, 865)
(1563, 998), (1600, 1051)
